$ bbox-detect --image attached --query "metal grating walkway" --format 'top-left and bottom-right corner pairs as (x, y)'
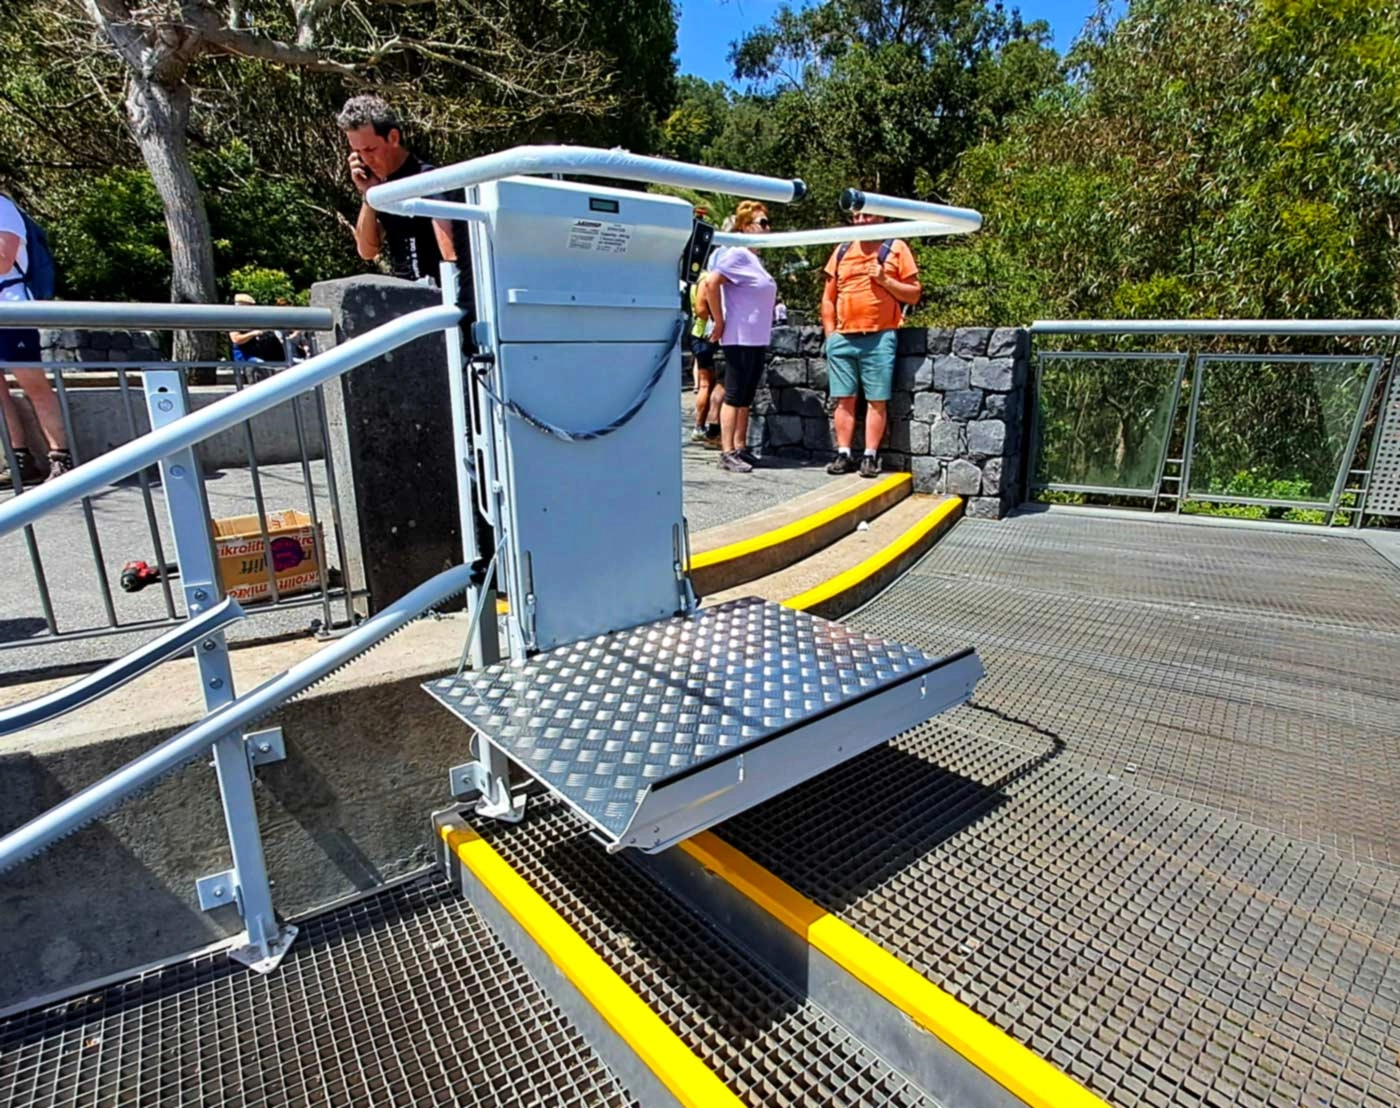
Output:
(0, 876), (635, 1108)
(722, 511), (1400, 1108)
(471, 799), (936, 1107)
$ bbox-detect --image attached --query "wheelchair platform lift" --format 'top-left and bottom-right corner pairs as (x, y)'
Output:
(368, 148), (987, 852)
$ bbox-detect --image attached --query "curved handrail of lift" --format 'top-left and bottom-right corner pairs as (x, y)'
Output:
(0, 563), (475, 875)
(0, 597), (246, 738)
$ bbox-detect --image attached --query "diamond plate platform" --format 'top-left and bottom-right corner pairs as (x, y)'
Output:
(425, 596), (983, 852)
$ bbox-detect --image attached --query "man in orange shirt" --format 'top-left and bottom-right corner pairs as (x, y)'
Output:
(820, 213), (922, 478)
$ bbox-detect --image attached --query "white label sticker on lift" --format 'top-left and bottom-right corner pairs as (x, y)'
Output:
(567, 219), (630, 255)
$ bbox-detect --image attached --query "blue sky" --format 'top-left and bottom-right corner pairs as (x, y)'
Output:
(675, 0), (1105, 84)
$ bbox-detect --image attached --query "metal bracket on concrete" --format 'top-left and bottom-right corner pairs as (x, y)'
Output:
(245, 727), (286, 768)
(449, 746), (525, 823)
(228, 924), (299, 974)
(196, 869), (239, 912)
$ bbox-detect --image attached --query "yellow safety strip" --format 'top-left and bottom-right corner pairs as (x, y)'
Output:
(782, 495), (963, 613)
(680, 833), (1111, 1108)
(438, 824), (746, 1108)
(688, 472), (911, 571)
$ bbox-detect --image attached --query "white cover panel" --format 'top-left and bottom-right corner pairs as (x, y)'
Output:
(495, 338), (685, 650)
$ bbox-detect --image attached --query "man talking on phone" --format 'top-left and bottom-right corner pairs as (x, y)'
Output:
(337, 95), (472, 296)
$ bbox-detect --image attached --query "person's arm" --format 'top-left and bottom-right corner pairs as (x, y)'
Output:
(228, 329), (264, 345)
(347, 151), (383, 261)
(0, 231), (20, 274)
(432, 220), (458, 263)
(694, 273), (713, 322)
(353, 203), (382, 262)
(873, 268), (921, 305)
(704, 274), (727, 344)
(872, 242), (921, 305)
(820, 274), (838, 337)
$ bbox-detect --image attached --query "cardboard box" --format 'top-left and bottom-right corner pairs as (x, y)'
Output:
(212, 509), (323, 602)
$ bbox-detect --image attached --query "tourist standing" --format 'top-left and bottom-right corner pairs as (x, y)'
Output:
(820, 212), (921, 478)
(0, 192), (71, 487)
(707, 202), (776, 474)
(338, 96), (471, 296)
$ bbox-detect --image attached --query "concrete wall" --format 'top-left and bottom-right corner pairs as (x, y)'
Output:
(0, 619), (468, 1009)
(750, 325), (1030, 518)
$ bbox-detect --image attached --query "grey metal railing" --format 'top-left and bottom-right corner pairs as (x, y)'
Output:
(0, 297), (467, 971)
(1027, 321), (1400, 526)
(0, 322), (357, 654)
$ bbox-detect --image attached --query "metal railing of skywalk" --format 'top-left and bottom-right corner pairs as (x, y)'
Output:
(1027, 320), (1400, 526)
(0, 297), (470, 972)
(0, 314), (358, 659)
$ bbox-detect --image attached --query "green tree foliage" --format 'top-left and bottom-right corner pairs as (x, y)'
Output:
(932, 0), (1400, 324)
(660, 77), (733, 165)
(720, 0), (1061, 309)
(0, 0), (678, 306)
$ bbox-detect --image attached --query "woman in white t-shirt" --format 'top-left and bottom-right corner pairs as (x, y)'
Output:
(0, 193), (71, 487)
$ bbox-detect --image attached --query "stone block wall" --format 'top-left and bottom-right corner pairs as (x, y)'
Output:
(750, 325), (1029, 519)
(40, 329), (161, 363)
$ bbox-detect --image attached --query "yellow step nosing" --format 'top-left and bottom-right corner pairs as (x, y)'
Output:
(680, 832), (1112, 1108)
(438, 824), (745, 1108)
(689, 472), (911, 571)
(781, 496), (962, 613)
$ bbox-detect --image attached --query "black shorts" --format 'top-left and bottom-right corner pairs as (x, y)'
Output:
(721, 345), (766, 408)
(0, 328), (41, 363)
(691, 336), (717, 371)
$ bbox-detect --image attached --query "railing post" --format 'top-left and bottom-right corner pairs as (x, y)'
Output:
(143, 369), (296, 972)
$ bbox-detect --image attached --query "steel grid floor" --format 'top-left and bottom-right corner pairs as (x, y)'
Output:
(0, 877), (635, 1108)
(722, 511), (1400, 1108)
(471, 799), (935, 1107)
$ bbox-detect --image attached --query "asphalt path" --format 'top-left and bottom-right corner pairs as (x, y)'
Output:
(0, 408), (828, 679)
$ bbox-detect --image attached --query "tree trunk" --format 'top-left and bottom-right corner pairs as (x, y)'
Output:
(125, 74), (220, 368)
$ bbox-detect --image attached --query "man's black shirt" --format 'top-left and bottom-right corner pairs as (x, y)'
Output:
(380, 153), (474, 305)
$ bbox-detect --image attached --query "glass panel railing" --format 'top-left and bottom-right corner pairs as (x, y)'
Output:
(1185, 355), (1380, 509)
(1033, 352), (1187, 495)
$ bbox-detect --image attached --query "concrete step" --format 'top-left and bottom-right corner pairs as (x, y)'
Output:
(688, 472), (911, 596)
(704, 494), (963, 620)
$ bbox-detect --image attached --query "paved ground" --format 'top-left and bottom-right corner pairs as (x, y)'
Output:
(0, 398), (828, 678)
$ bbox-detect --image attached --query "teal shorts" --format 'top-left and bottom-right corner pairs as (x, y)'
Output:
(826, 330), (897, 402)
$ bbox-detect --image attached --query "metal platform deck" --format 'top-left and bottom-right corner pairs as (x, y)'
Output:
(720, 511), (1400, 1108)
(425, 597), (981, 852)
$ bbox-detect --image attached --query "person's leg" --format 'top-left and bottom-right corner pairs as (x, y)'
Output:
(856, 331), (896, 476)
(0, 373), (27, 456)
(733, 405), (750, 451)
(825, 332), (861, 473)
(12, 369), (68, 453)
(833, 397), (857, 451)
(694, 368), (714, 432)
(720, 401), (740, 454)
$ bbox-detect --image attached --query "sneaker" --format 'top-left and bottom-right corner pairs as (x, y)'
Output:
(702, 434), (723, 450)
(859, 454), (880, 479)
(0, 447), (43, 489)
(826, 452), (856, 475)
(720, 451), (753, 473)
(690, 427), (709, 444)
(46, 450), (75, 482)
(737, 447), (760, 467)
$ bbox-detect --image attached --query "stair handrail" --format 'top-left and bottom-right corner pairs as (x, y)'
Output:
(0, 597), (245, 737)
(0, 302), (463, 538)
(0, 563), (475, 874)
